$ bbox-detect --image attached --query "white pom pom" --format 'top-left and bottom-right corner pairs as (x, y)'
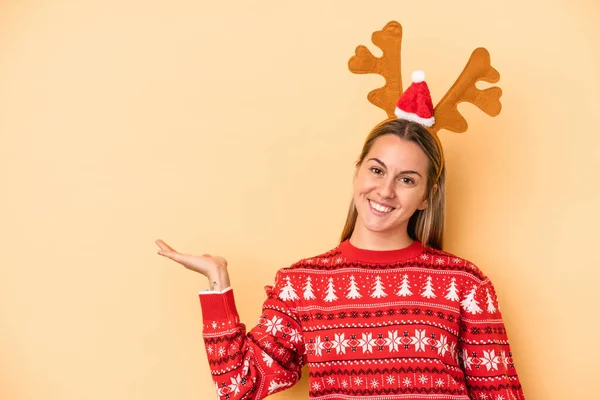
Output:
(412, 70), (425, 83)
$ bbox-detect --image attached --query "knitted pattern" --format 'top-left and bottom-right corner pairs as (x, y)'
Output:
(199, 240), (525, 400)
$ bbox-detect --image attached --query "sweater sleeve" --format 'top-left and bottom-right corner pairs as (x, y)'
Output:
(458, 278), (526, 400)
(198, 271), (305, 399)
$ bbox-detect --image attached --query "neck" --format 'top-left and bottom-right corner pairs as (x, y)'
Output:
(349, 222), (413, 251)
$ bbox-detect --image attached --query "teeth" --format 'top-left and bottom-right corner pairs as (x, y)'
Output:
(370, 200), (393, 213)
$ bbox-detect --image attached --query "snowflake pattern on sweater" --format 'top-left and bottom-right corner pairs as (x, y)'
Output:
(199, 240), (525, 400)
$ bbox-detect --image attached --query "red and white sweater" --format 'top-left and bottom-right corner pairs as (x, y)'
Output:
(199, 240), (525, 400)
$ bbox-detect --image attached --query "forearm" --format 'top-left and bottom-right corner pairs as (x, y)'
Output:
(198, 282), (304, 399)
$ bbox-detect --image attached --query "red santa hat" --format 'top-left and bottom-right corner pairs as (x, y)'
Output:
(394, 70), (435, 128)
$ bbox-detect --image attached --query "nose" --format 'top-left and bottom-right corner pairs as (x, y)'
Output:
(377, 177), (396, 199)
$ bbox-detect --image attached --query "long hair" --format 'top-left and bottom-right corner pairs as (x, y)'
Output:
(339, 119), (446, 250)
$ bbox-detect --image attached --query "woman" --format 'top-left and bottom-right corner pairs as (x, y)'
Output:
(156, 117), (525, 400)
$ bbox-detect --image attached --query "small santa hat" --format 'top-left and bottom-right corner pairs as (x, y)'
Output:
(394, 70), (435, 127)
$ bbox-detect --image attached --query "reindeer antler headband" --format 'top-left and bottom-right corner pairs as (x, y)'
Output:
(348, 21), (503, 181)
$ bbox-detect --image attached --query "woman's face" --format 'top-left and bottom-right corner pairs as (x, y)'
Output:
(353, 134), (431, 239)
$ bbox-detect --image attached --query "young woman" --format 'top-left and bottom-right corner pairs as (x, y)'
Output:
(155, 117), (525, 400)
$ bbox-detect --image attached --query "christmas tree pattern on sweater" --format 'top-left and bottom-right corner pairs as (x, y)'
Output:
(199, 241), (525, 400)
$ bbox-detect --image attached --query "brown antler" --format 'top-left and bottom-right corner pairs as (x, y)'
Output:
(431, 48), (502, 135)
(348, 21), (403, 119)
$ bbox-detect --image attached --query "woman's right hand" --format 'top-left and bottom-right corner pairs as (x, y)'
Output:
(155, 239), (231, 290)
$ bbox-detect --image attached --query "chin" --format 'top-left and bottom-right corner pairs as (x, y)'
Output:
(359, 218), (397, 235)
(366, 225), (400, 236)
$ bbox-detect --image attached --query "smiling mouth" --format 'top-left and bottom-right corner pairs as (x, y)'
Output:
(369, 199), (394, 213)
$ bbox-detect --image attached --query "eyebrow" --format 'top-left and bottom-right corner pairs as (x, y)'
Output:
(367, 157), (423, 177)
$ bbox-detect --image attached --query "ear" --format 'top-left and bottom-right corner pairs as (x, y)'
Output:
(418, 183), (437, 210)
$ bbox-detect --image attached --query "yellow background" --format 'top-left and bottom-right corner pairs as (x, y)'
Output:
(1, 1), (598, 399)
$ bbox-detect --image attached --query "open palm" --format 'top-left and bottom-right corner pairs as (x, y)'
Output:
(155, 239), (228, 280)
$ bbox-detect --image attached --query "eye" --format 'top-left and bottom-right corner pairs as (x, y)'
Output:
(370, 167), (384, 175)
(398, 176), (415, 185)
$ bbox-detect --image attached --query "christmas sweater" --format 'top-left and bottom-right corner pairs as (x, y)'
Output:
(199, 240), (525, 400)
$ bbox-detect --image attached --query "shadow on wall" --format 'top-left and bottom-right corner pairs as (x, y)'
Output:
(0, 364), (23, 400)
(277, 366), (310, 399)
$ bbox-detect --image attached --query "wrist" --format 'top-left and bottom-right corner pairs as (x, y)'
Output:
(207, 269), (230, 291)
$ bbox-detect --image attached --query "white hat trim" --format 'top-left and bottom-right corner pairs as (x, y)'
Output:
(394, 107), (435, 128)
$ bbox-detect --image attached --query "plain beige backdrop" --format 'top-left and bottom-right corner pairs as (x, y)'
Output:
(1, 1), (599, 399)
